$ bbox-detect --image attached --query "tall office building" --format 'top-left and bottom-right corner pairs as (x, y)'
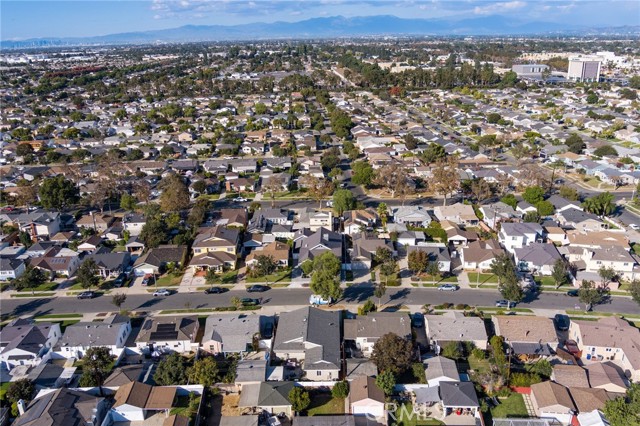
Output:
(567, 56), (602, 82)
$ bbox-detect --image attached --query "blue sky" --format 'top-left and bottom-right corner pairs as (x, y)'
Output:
(1, 0), (638, 40)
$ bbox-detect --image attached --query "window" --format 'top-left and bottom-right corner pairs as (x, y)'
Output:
(317, 371), (321, 376)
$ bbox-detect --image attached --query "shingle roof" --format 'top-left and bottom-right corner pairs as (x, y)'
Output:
(424, 356), (459, 381)
(531, 381), (575, 411)
(349, 376), (385, 404)
(440, 382), (479, 407)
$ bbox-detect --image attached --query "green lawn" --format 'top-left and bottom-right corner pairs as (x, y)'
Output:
(468, 354), (491, 375)
(155, 273), (183, 287)
(18, 282), (59, 292)
(467, 273), (498, 285)
(307, 393), (344, 416)
(36, 313), (83, 319)
(206, 270), (238, 284)
(535, 276), (557, 287)
(246, 269), (291, 283)
(391, 403), (445, 426)
(438, 276), (458, 283)
(490, 393), (529, 419)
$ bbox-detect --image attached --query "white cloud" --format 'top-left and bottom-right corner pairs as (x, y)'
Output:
(473, 1), (526, 15)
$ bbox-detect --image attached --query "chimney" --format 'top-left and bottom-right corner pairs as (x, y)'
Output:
(17, 399), (27, 415)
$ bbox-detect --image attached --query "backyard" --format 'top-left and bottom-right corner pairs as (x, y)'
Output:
(390, 403), (445, 426)
(306, 392), (345, 416)
(489, 393), (529, 419)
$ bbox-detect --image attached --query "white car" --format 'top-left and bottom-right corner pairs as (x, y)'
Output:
(326, 200), (333, 207)
(153, 288), (171, 297)
(629, 224), (639, 231)
(234, 197), (248, 202)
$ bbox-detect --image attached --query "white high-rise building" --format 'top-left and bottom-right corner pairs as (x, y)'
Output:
(567, 56), (602, 82)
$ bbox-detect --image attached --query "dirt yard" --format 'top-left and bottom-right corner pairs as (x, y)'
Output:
(221, 394), (241, 416)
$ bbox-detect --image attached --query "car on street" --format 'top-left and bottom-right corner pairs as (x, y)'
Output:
(204, 286), (227, 294)
(495, 300), (516, 308)
(240, 297), (262, 306)
(437, 284), (459, 291)
(247, 285), (270, 293)
(567, 289), (579, 297)
(565, 339), (580, 355)
(153, 288), (171, 297)
(630, 224), (639, 231)
(77, 291), (95, 299)
(234, 197), (248, 202)
(412, 312), (424, 328)
(309, 294), (332, 305)
(554, 314), (570, 331)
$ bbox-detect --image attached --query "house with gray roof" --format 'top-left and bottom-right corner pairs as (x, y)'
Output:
(87, 252), (131, 278)
(425, 312), (488, 350)
(273, 307), (341, 381)
(547, 195), (582, 213)
(294, 227), (343, 265)
(133, 245), (187, 276)
(556, 209), (606, 233)
(201, 314), (263, 356)
(349, 232), (394, 271)
(439, 382), (479, 418)
(54, 314), (131, 359)
(135, 315), (199, 355)
(480, 202), (522, 229)
(407, 244), (452, 272)
(499, 222), (543, 254)
(238, 381), (295, 417)
(393, 206), (432, 227)
(0, 320), (61, 371)
(514, 243), (562, 275)
(424, 356), (460, 387)
(12, 388), (109, 426)
(344, 312), (411, 357)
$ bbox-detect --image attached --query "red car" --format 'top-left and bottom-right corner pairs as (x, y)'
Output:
(565, 339), (580, 355)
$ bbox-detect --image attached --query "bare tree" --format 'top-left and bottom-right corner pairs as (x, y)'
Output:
(373, 163), (412, 205)
(262, 176), (285, 208)
(300, 175), (334, 209)
(431, 157), (460, 206)
(471, 178), (492, 203)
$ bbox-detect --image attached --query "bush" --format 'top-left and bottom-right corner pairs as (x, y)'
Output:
(358, 299), (376, 316)
(332, 381), (349, 399)
(510, 372), (542, 387)
(455, 303), (470, 310)
(497, 387), (513, 397)
(412, 363), (427, 384)
(472, 348), (486, 360)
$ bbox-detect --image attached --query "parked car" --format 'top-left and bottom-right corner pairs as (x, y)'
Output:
(412, 313), (424, 328)
(326, 200), (333, 207)
(567, 289), (579, 297)
(204, 286), (226, 294)
(77, 291), (95, 299)
(437, 284), (459, 291)
(565, 339), (580, 355)
(554, 314), (570, 331)
(629, 224), (639, 231)
(247, 285), (270, 293)
(141, 274), (153, 286)
(262, 322), (274, 339)
(114, 273), (128, 287)
(240, 297), (262, 306)
(234, 197), (248, 202)
(309, 294), (332, 305)
(495, 300), (516, 308)
(153, 288), (171, 297)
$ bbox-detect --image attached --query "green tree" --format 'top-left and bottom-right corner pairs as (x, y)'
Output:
(598, 266), (617, 289)
(594, 145), (618, 157)
(371, 333), (414, 374)
(441, 342), (462, 360)
(377, 203), (388, 228)
(12, 266), (47, 294)
(582, 192), (615, 216)
(522, 185), (545, 204)
(551, 259), (569, 289)
(536, 200), (554, 216)
(586, 93), (599, 104)
(139, 218), (168, 248)
(16, 143), (34, 157)
(578, 280), (605, 311)
(39, 175), (79, 210)
(309, 252), (342, 301)
(19, 231), (33, 248)
(289, 387), (311, 414)
(566, 134), (585, 154)
(120, 193), (137, 211)
(332, 189), (356, 215)
(421, 143), (446, 163)
(154, 353), (189, 385)
(254, 255), (277, 278)
(6, 379), (35, 404)
(408, 250), (429, 275)
(111, 293), (127, 309)
(332, 381), (349, 399)
(351, 161), (374, 186)
(603, 382), (640, 426)
(499, 278), (524, 306)
(77, 258), (99, 289)
(501, 194), (518, 209)
(159, 174), (190, 212)
(559, 185), (579, 201)
(525, 359), (552, 378)
(188, 357), (219, 387)
(78, 347), (113, 394)
(630, 280), (640, 307)
(376, 370), (396, 396)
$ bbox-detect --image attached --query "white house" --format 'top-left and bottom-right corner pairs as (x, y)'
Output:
(135, 316), (199, 355)
(54, 314), (131, 359)
(0, 320), (61, 370)
(498, 222), (543, 254)
(344, 312), (412, 357)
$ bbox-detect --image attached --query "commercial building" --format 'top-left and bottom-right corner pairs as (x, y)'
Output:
(568, 56), (602, 82)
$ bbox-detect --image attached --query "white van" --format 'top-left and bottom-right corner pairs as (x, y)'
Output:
(309, 294), (332, 306)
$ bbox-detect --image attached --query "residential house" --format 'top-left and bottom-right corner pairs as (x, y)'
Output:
(423, 356), (460, 387)
(104, 364), (146, 387)
(342, 209), (379, 236)
(569, 317), (640, 381)
(245, 241), (290, 268)
(30, 247), (81, 277)
(88, 252), (131, 278)
(215, 208), (249, 228)
(0, 257), (25, 281)
(396, 230), (426, 247)
(248, 209), (291, 234)
(516, 201), (538, 215)
(530, 381), (576, 424)
(407, 244), (451, 273)
(272, 307), (341, 381)
(10, 211), (61, 239)
(76, 212), (115, 233)
(556, 209), (606, 233)
(514, 243), (562, 275)
(551, 364), (590, 388)
(110, 381), (178, 423)
(569, 387), (612, 414)
(393, 206), (432, 227)
(460, 240), (504, 270)
(584, 362), (628, 393)
(77, 234), (102, 253)
(294, 227), (343, 265)
(235, 360), (267, 388)
(583, 245), (637, 281)
(349, 233), (394, 270)
(0, 320), (61, 370)
(135, 315), (199, 355)
(499, 222), (543, 254)
(55, 314), (131, 359)
(425, 312), (488, 350)
(492, 315), (559, 360)
(12, 388), (109, 426)
(238, 382), (294, 417)
(309, 211), (332, 231)
(344, 312), (412, 357)
(442, 221), (479, 246)
(347, 376), (386, 419)
(433, 203), (479, 226)
(548, 195), (583, 213)
(192, 226), (240, 260)
(122, 213), (146, 237)
(201, 314), (262, 356)
(439, 382), (480, 420)
(480, 202), (522, 229)
(133, 245), (187, 276)
(545, 226), (569, 246)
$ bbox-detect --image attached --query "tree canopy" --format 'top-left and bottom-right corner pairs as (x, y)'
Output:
(371, 332), (414, 374)
(39, 175), (79, 210)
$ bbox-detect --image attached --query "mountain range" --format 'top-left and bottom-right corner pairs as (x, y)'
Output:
(2, 15), (639, 49)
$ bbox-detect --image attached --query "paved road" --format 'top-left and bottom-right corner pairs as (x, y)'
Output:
(3, 287), (638, 318)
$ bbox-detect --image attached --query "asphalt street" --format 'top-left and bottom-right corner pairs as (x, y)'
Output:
(2, 287), (638, 319)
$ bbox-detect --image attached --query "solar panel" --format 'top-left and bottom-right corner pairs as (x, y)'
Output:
(156, 323), (176, 331)
(149, 331), (179, 340)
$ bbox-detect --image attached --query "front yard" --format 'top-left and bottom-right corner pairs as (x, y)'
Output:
(246, 269), (292, 284)
(154, 273), (184, 287)
(467, 273), (498, 285)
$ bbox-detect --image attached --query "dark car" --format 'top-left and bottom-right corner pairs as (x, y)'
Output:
(240, 297), (262, 306)
(77, 291), (94, 299)
(412, 313), (424, 328)
(565, 339), (580, 355)
(204, 286), (226, 294)
(114, 273), (128, 287)
(567, 289), (579, 297)
(554, 314), (570, 331)
(247, 285), (270, 293)
(263, 322), (274, 339)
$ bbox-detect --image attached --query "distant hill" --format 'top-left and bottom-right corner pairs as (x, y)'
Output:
(2, 15), (638, 49)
